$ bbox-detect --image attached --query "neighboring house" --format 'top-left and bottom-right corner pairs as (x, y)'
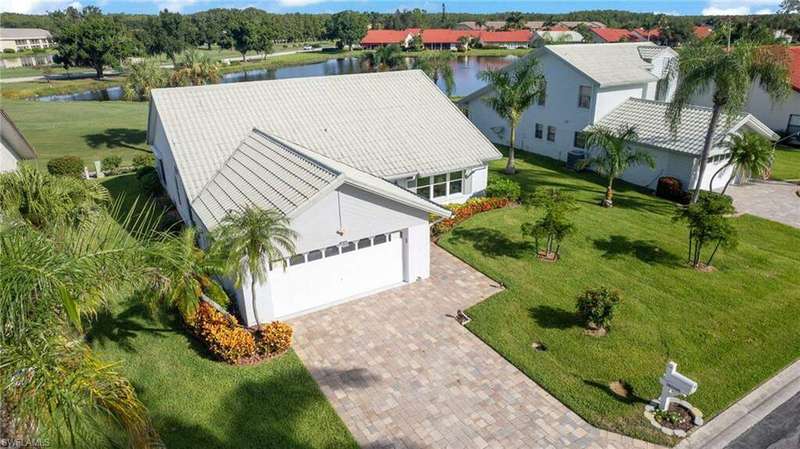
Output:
(590, 28), (646, 43)
(558, 21), (606, 29)
(533, 30), (584, 46)
(420, 29), (479, 50)
(478, 30), (533, 48)
(0, 28), (53, 52)
(693, 46), (800, 135)
(360, 30), (413, 49)
(0, 110), (37, 172)
(147, 71), (501, 325)
(693, 25), (713, 39)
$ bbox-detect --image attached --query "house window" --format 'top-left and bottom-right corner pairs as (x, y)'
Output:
(432, 174), (448, 198)
(547, 126), (556, 142)
(578, 86), (592, 109)
(307, 250), (323, 262)
(341, 242), (356, 253)
(574, 132), (587, 149)
(373, 234), (387, 245)
(289, 254), (305, 266)
(412, 176), (431, 199)
(538, 81), (546, 105)
(357, 238), (372, 249)
(411, 171), (465, 200)
(449, 171), (463, 195)
(535, 123), (543, 139)
(324, 246), (340, 257)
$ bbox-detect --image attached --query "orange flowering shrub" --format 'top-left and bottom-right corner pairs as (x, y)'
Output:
(431, 197), (512, 237)
(194, 302), (256, 363)
(257, 321), (293, 355)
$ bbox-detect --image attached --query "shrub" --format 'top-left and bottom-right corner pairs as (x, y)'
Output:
(486, 177), (522, 201)
(199, 276), (230, 308)
(656, 177), (685, 202)
(3, 48), (16, 54)
(132, 153), (155, 168)
(257, 321), (293, 355)
(102, 155), (122, 172)
(194, 302), (256, 363)
(431, 197), (512, 237)
(47, 156), (84, 178)
(576, 287), (621, 331)
(32, 47), (45, 54)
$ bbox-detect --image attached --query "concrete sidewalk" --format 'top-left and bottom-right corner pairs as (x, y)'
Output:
(676, 359), (800, 449)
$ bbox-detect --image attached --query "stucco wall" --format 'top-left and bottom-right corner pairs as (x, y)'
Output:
(693, 84), (800, 133)
(0, 138), (21, 173)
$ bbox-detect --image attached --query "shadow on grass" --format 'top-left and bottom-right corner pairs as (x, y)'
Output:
(583, 380), (650, 406)
(83, 128), (147, 151)
(448, 227), (534, 258)
(529, 305), (581, 330)
(592, 235), (682, 267)
(86, 303), (177, 353)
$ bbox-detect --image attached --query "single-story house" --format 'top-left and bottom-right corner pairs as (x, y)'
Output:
(1, 109), (37, 172)
(590, 28), (646, 43)
(587, 98), (778, 191)
(0, 28), (53, 52)
(532, 30), (584, 45)
(420, 29), (480, 50)
(558, 21), (606, 29)
(360, 29), (413, 49)
(694, 25), (713, 39)
(147, 70), (501, 325)
(478, 30), (533, 48)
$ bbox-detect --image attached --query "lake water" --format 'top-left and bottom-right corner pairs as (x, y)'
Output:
(35, 54), (518, 102)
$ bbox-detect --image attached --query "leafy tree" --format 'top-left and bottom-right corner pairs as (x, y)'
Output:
(505, 11), (525, 29)
(710, 132), (775, 193)
(192, 13), (222, 50)
(478, 57), (546, 174)
(211, 206), (297, 328)
(673, 192), (737, 269)
(122, 58), (167, 101)
(409, 33), (424, 51)
(521, 188), (577, 261)
(667, 40), (791, 203)
(781, 0), (800, 13)
(415, 53), (455, 96)
(143, 9), (189, 66)
(328, 10), (368, 50)
(580, 124), (655, 207)
(229, 15), (272, 61)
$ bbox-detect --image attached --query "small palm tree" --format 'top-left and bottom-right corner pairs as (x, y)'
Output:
(122, 58), (167, 101)
(580, 124), (656, 207)
(478, 57), (546, 174)
(710, 132), (775, 193)
(365, 44), (402, 71)
(415, 52), (455, 96)
(211, 206), (297, 328)
(667, 40), (791, 203)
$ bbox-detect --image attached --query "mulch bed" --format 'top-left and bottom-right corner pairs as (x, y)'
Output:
(655, 403), (695, 432)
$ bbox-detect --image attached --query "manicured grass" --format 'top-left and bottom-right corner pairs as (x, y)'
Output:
(89, 302), (358, 449)
(772, 145), (800, 181)
(438, 151), (800, 445)
(1, 99), (148, 166)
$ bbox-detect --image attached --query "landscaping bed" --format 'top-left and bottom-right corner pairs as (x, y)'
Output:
(437, 151), (800, 445)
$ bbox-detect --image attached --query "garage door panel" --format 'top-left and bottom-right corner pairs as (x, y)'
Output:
(270, 233), (404, 318)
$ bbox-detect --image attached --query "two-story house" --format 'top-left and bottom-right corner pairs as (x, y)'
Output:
(459, 42), (777, 192)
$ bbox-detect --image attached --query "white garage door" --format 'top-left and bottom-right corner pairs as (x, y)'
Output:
(269, 232), (404, 318)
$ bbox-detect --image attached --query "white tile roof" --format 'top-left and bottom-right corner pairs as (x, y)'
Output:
(546, 42), (671, 87)
(0, 28), (51, 39)
(192, 129), (451, 230)
(534, 30), (584, 43)
(588, 98), (778, 157)
(150, 70), (501, 200)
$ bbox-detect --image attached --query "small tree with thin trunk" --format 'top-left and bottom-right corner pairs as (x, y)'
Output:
(710, 132), (774, 194)
(415, 52), (455, 96)
(580, 124), (655, 207)
(211, 206), (297, 328)
(478, 57), (546, 174)
(521, 188), (577, 261)
(673, 192), (737, 269)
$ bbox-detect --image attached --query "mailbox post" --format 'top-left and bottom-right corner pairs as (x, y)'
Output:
(658, 361), (698, 410)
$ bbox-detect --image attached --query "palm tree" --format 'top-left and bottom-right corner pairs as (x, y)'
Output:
(710, 132), (775, 194)
(414, 52), (455, 96)
(211, 206), (297, 328)
(478, 57), (546, 174)
(580, 124), (656, 207)
(169, 50), (221, 87)
(365, 44), (402, 71)
(667, 40), (791, 203)
(122, 58), (167, 101)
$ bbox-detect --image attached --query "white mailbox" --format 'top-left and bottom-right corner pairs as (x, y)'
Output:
(658, 361), (698, 410)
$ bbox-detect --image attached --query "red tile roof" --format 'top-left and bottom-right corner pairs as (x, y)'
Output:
(693, 25), (713, 39)
(790, 47), (800, 92)
(361, 29), (410, 45)
(420, 29), (480, 44)
(592, 28), (645, 43)
(635, 27), (661, 39)
(479, 30), (533, 43)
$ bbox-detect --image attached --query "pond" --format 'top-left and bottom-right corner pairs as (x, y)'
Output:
(35, 54), (518, 102)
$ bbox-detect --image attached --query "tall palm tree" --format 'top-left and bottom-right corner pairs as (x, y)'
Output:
(580, 124), (655, 207)
(211, 206), (297, 328)
(414, 52), (455, 96)
(478, 57), (546, 174)
(667, 40), (791, 203)
(710, 132), (775, 194)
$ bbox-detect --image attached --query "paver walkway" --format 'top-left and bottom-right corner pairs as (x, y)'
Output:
(292, 245), (662, 449)
(727, 181), (800, 228)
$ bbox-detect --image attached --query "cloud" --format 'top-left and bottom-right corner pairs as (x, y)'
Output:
(1, 0), (80, 13)
(702, 0), (780, 15)
(276, 0), (328, 6)
(158, 0), (197, 12)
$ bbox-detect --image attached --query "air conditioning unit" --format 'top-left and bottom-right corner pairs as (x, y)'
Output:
(566, 149), (587, 171)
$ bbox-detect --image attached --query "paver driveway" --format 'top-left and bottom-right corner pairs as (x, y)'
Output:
(727, 181), (800, 228)
(291, 245), (663, 449)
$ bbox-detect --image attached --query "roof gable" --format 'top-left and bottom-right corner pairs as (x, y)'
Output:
(591, 28), (645, 43)
(0, 110), (37, 160)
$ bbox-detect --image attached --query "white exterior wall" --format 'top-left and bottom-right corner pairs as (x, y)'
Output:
(693, 85), (800, 133)
(395, 164), (490, 205)
(593, 84), (648, 121)
(0, 139), (21, 172)
(615, 144), (697, 190)
(149, 109), (194, 225)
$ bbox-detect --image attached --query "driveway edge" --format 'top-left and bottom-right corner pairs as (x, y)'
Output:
(675, 358), (800, 449)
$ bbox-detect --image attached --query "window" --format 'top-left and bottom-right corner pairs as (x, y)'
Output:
(413, 176), (431, 199)
(538, 81), (546, 105)
(324, 246), (340, 257)
(449, 171), (463, 195)
(357, 238), (372, 249)
(535, 123), (543, 139)
(373, 234), (387, 245)
(432, 174), (448, 198)
(289, 254), (305, 266)
(547, 126), (556, 142)
(574, 132), (587, 149)
(307, 250), (323, 262)
(341, 242), (356, 253)
(578, 86), (592, 109)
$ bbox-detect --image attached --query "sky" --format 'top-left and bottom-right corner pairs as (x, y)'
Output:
(0, 0), (785, 17)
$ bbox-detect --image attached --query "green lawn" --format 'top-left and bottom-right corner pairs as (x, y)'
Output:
(772, 146), (800, 181)
(438, 151), (800, 445)
(1, 99), (148, 166)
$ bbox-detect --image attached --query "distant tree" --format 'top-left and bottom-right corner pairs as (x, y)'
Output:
(169, 50), (221, 86)
(365, 44), (402, 71)
(328, 10), (368, 50)
(478, 57), (546, 174)
(780, 0), (800, 14)
(580, 124), (655, 207)
(122, 58), (167, 101)
(229, 15), (270, 62)
(415, 53), (455, 96)
(505, 11), (525, 29)
(573, 23), (593, 42)
(667, 40), (791, 203)
(673, 192), (737, 269)
(409, 33), (424, 51)
(710, 133), (775, 193)
(143, 10), (189, 67)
